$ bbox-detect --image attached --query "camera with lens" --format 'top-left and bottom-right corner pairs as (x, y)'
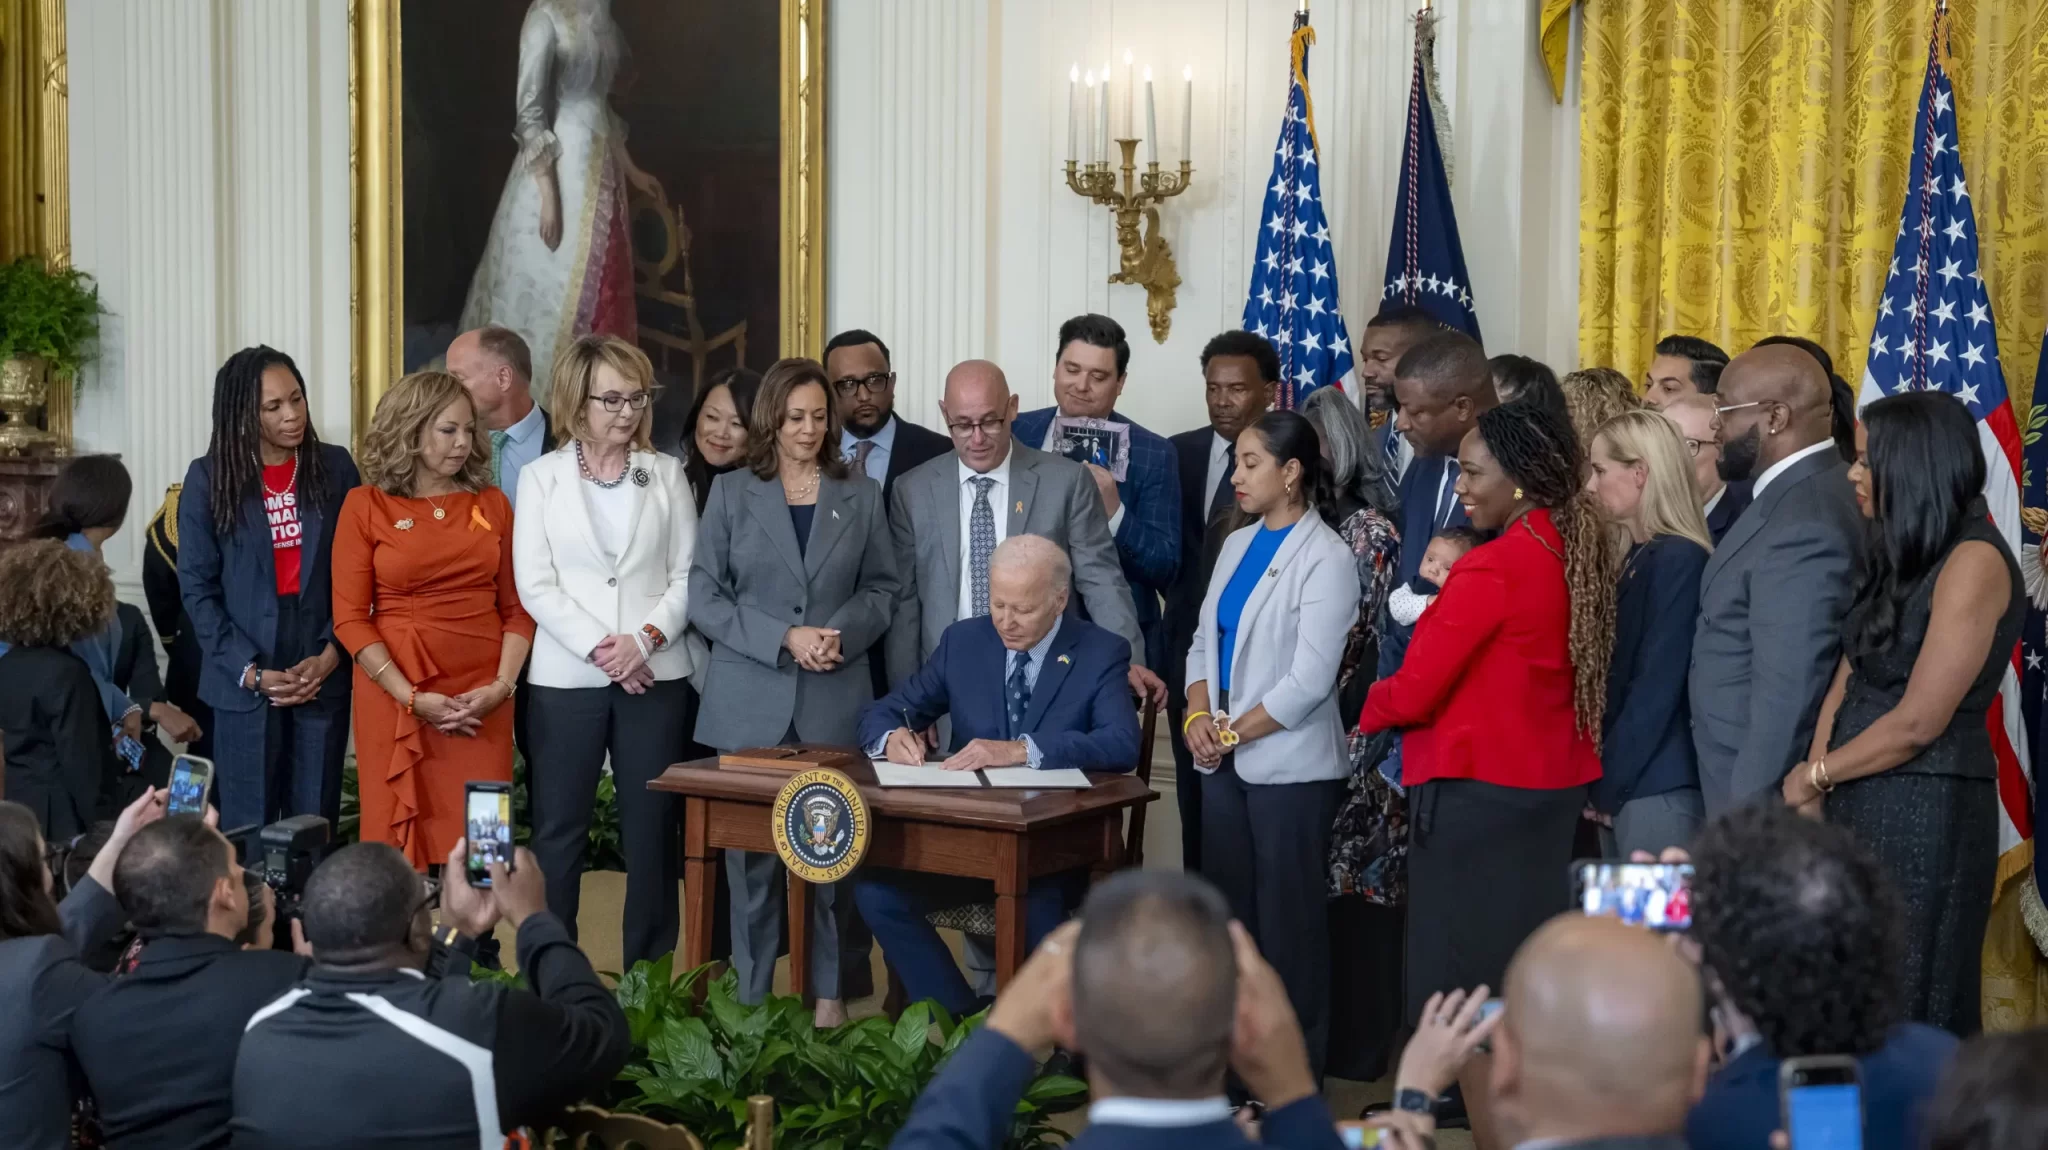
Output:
(231, 815), (335, 949)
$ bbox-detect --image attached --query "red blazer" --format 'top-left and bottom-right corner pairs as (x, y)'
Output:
(1360, 507), (1601, 790)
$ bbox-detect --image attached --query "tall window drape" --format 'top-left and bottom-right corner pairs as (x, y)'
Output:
(0, 0), (62, 264)
(1572, 0), (2048, 413)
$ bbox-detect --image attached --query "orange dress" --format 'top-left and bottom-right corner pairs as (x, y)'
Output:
(331, 485), (534, 869)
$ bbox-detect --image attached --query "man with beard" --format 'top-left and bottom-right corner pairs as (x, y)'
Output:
(1690, 344), (1863, 816)
(1357, 305), (1446, 485)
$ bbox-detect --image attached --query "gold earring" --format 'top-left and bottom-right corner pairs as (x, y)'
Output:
(1514, 487), (1524, 499)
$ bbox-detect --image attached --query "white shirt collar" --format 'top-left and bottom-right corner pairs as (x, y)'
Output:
(1086, 1096), (1234, 1128)
(503, 401), (544, 443)
(1009, 615), (1063, 676)
(1750, 439), (1835, 500)
(1702, 483), (1726, 517)
(959, 445), (1014, 488)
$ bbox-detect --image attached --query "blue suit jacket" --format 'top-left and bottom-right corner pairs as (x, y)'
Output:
(176, 445), (360, 713)
(1394, 453), (1469, 585)
(1012, 407), (1182, 614)
(856, 616), (1142, 772)
(1593, 534), (1707, 813)
(889, 1028), (1345, 1150)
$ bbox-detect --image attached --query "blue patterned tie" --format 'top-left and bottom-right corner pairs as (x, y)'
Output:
(1434, 460), (1462, 527)
(1006, 650), (1032, 737)
(1382, 425), (1401, 477)
(969, 476), (997, 616)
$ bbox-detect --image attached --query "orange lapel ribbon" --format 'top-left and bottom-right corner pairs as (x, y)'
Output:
(469, 504), (492, 532)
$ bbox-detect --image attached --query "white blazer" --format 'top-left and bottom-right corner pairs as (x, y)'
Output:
(513, 446), (698, 689)
(1185, 512), (1360, 785)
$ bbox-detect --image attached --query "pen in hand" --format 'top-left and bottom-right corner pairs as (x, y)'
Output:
(900, 709), (927, 765)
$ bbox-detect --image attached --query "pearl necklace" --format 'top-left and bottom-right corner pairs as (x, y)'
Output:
(783, 463), (821, 501)
(577, 441), (627, 489)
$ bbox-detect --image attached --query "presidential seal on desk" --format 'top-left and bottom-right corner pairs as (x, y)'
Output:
(770, 769), (870, 883)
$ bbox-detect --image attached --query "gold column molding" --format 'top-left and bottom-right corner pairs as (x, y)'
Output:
(1, 0), (74, 447)
(1064, 139), (1193, 343)
(779, 0), (825, 360)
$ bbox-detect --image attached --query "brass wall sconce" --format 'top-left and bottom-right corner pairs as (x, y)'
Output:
(1064, 142), (1193, 343)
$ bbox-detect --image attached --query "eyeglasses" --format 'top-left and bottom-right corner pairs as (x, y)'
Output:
(1682, 437), (1720, 458)
(946, 416), (1008, 439)
(832, 372), (893, 398)
(589, 392), (651, 412)
(1712, 400), (1767, 418)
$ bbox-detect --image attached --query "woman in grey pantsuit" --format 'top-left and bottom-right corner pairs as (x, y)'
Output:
(688, 357), (898, 1025)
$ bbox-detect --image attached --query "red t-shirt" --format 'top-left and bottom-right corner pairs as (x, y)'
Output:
(263, 461), (303, 595)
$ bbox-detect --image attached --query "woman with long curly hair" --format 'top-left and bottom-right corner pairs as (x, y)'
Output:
(177, 346), (360, 829)
(332, 371), (534, 869)
(1790, 390), (2021, 1035)
(1358, 399), (1618, 1062)
(0, 542), (120, 837)
(1559, 365), (1642, 450)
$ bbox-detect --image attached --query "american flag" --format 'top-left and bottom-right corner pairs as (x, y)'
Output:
(1242, 13), (1353, 410)
(1858, 22), (2032, 855)
(1379, 10), (1480, 341)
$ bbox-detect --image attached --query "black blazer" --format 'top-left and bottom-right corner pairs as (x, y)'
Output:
(1594, 534), (1709, 814)
(0, 877), (122, 1150)
(1164, 426), (1223, 695)
(72, 935), (311, 1150)
(879, 414), (953, 502)
(1706, 479), (1753, 543)
(176, 444), (360, 713)
(0, 645), (107, 838)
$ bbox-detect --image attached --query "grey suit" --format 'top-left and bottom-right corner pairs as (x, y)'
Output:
(1690, 447), (1864, 817)
(688, 467), (900, 1002)
(886, 444), (1143, 686)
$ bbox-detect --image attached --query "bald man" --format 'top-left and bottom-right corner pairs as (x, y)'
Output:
(1483, 915), (1708, 1150)
(1690, 344), (1864, 815)
(887, 360), (1157, 709)
(1389, 331), (1498, 584)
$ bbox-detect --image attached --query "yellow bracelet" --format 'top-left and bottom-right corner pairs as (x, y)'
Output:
(1181, 710), (1212, 735)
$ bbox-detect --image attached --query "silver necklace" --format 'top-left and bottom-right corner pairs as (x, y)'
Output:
(577, 441), (626, 489)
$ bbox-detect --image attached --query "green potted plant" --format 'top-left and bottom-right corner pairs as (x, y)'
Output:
(0, 255), (105, 454)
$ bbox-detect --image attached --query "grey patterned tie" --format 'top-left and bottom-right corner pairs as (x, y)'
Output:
(969, 476), (997, 616)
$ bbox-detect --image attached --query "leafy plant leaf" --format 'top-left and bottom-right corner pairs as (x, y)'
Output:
(890, 1001), (934, 1057)
(650, 1015), (724, 1083)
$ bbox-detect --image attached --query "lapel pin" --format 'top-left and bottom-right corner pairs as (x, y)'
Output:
(631, 467), (651, 487)
(1057, 654), (1071, 666)
(832, 508), (841, 520)
(1267, 567), (1279, 577)
(395, 518), (415, 531)
(1015, 500), (1023, 513)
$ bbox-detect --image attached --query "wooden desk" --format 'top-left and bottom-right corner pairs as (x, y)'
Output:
(649, 749), (1156, 996)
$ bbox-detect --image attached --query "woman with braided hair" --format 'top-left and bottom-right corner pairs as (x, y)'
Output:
(1359, 398), (1618, 1057)
(178, 346), (361, 830)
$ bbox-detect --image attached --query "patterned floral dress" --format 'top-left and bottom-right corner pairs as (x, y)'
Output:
(1325, 503), (1403, 902)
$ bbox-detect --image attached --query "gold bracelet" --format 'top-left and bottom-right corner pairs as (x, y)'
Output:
(1811, 758), (1835, 794)
(365, 658), (394, 683)
(1181, 710), (1212, 735)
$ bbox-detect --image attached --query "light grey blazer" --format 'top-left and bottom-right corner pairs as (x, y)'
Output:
(885, 443), (1143, 685)
(1186, 512), (1360, 786)
(1689, 446), (1864, 817)
(688, 468), (900, 750)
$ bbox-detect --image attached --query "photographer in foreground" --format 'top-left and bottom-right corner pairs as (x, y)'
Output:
(890, 870), (1343, 1150)
(72, 811), (312, 1150)
(231, 841), (630, 1147)
(0, 789), (164, 1150)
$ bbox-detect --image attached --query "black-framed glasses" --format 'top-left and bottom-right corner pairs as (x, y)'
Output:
(945, 415), (1008, 439)
(589, 392), (651, 412)
(832, 372), (893, 398)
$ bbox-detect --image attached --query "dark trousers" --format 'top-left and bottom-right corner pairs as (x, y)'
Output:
(854, 868), (1079, 1018)
(1200, 757), (1346, 1083)
(528, 677), (695, 967)
(212, 594), (349, 832)
(1165, 694), (1204, 873)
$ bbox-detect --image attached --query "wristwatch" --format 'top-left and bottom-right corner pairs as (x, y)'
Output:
(1392, 1088), (1436, 1116)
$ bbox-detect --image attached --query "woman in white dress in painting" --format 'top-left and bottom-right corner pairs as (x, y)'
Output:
(460, 0), (660, 403)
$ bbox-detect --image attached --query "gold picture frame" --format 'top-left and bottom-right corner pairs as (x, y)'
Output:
(347, 0), (826, 441)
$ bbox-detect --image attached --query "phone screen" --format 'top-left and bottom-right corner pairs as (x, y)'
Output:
(167, 756), (213, 815)
(464, 785), (512, 887)
(1787, 1082), (1864, 1150)
(1574, 861), (1694, 931)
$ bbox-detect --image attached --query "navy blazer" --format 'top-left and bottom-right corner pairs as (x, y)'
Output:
(1012, 407), (1183, 608)
(1163, 426), (1222, 690)
(888, 1027), (1345, 1150)
(1394, 453), (1469, 584)
(176, 444), (360, 713)
(1705, 480), (1753, 544)
(1593, 534), (1708, 814)
(856, 616), (1141, 771)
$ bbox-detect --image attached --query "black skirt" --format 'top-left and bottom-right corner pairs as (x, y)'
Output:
(1404, 778), (1586, 1024)
(1827, 771), (1998, 1036)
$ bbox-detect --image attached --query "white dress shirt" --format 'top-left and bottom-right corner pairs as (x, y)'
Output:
(1204, 431), (1233, 511)
(955, 449), (1014, 621)
(1039, 412), (1127, 534)
(581, 478), (637, 563)
(1750, 438), (1836, 500)
(841, 414), (899, 484)
(1702, 482), (1727, 519)
(1087, 1097), (1234, 1128)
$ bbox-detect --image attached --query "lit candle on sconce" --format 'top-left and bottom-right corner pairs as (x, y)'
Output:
(1144, 67), (1158, 164)
(1085, 70), (1098, 164)
(1182, 65), (1193, 162)
(1068, 64), (1079, 163)
(1101, 62), (1112, 161)
(1123, 50), (1135, 138)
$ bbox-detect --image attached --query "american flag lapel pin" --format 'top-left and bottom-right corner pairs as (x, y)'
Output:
(1058, 654), (1071, 666)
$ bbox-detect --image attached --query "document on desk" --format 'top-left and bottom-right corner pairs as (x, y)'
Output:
(869, 760), (1094, 789)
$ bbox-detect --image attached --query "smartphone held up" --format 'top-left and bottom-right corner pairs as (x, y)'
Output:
(1573, 860), (1694, 932)
(464, 781), (514, 888)
(168, 754), (216, 816)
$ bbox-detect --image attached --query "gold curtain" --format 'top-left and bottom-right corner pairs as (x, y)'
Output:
(0, 0), (61, 264)
(1576, 0), (2048, 415)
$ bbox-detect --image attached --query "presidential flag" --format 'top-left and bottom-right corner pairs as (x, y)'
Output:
(2021, 326), (2048, 910)
(1379, 10), (1480, 341)
(1859, 23), (2031, 859)
(1242, 11), (1353, 409)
